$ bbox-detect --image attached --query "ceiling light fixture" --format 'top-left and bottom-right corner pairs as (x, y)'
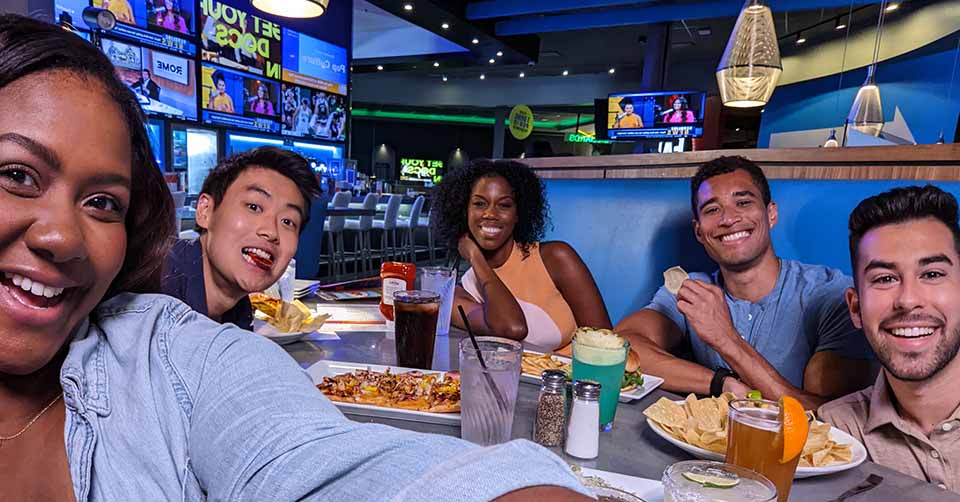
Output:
(252, 0), (327, 18)
(471, 38), (479, 44)
(480, 74), (485, 80)
(519, 72), (525, 78)
(403, 3), (413, 11)
(846, 0), (890, 139)
(377, 65), (384, 71)
(433, 62), (439, 67)
(489, 58), (495, 64)
(496, 51), (503, 57)
(441, 22), (450, 29)
(442, 75), (448, 82)
(562, 70), (569, 76)
(835, 18), (847, 30)
(608, 68), (616, 74)
(795, 33), (807, 45)
(885, 3), (899, 12)
(716, 0), (782, 108)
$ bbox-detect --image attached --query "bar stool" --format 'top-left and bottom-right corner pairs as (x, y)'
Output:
(321, 191), (352, 279)
(397, 195), (424, 263)
(416, 203), (437, 263)
(372, 194), (401, 263)
(343, 192), (378, 274)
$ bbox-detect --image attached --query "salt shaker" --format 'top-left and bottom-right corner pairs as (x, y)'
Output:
(534, 370), (567, 447)
(565, 380), (601, 459)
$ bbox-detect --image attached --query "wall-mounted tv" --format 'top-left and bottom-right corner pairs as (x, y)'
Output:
(200, 0), (282, 80)
(399, 157), (444, 184)
(281, 28), (347, 96)
(280, 82), (347, 142)
(605, 91), (706, 140)
(201, 63), (281, 133)
(101, 37), (198, 120)
(91, 0), (197, 55)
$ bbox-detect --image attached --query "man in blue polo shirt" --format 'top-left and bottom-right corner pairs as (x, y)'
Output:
(162, 147), (321, 330)
(616, 156), (875, 409)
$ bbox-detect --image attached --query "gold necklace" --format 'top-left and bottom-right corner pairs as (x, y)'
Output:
(0, 392), (63, 448)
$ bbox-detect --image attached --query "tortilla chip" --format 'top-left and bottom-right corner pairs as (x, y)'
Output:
(643, 397), (687, 430)
(663, 266), (689, 295)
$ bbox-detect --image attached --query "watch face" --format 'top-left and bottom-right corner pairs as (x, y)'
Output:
(97, 10), (116, 30)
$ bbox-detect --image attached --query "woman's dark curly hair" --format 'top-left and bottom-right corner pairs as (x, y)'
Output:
(432, 159), (550, 257)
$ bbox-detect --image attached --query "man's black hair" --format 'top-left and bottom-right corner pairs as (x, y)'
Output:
(848, 185), (960, 274)
(690, 155), (772, 220)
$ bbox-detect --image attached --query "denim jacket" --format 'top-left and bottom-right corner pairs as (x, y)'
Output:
(61, 294), (589, 501)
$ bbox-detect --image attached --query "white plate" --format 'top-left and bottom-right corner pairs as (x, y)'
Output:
(578, 467), (663, 502)
(645, 403), (867, 479)
(520, 351), (664, 403)
(305, 360), (461, 426)
(252, 319), (314, 345)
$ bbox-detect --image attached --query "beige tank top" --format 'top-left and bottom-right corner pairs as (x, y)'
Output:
(461, 242), (578, 350)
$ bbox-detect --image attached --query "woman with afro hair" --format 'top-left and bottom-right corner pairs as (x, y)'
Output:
(434, 159), (632, 361)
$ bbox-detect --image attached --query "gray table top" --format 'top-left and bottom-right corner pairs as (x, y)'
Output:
(283, 328), (960, 502)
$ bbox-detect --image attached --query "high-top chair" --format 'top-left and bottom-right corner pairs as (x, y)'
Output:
(397, 195), (424, 263)
(321, 191), (352, 279)
(343, 192), (378, 274)
(416, 202), (438, 262)
(372, 194), (401, 263)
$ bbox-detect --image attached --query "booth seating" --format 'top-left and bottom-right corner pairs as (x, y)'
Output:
(542, 178), (960, 324)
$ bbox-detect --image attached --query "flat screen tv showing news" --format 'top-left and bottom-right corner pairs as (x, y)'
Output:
(280, 83), (347, 142)
(201, 63), (281, 133)
(606, 91), (705, 139)
(90, 0), (197, 55)
(200, 0), (282, 80)
(101, 37), (198, 120)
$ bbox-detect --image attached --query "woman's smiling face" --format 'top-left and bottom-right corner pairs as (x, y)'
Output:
(0, 70), (131, 375)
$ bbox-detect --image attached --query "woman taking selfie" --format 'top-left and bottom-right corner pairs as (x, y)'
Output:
(0, 16), (589, 502)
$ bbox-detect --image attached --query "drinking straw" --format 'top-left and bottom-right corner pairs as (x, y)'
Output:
(457, 305), (508, 412)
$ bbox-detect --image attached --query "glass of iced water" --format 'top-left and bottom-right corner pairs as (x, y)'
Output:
(420, 266), (456, 336)
(459, 336), (522, 446)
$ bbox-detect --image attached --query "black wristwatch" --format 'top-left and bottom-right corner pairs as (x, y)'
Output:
(710, 368), (739, 397)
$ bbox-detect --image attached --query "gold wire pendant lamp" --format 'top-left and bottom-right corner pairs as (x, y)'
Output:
(252, 0), (329, 18)
(716, 0), (782, 108)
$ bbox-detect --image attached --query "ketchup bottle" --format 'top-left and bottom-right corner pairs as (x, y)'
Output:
(380, 262), (416, 322)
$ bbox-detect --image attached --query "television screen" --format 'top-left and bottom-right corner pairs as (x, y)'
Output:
(200, 0), (282, 80)
(606, 91), (706, 139)
(101, 37), (198, 120)
(280, 83), (347, 142)
(201, 63), (281, 133)
(281, 28), (348, 96)
(90, 0), (196, 55)
(56, 0), (95, 30)
(399, 158), (444, 184)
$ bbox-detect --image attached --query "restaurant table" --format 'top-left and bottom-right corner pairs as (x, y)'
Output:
(283, 324), (960, 501)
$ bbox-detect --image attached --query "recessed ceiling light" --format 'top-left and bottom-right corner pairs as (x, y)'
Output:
(835, 18), (848, 30)
(795, 34), (806, 45)
(519, 72), (525, 78)
(403, 3), (413, 11)
(489, 58), (495, 64)
(608, 68), (616, 74)
(496, 51), (503, 57)
(441, 22), (450, 29)
(885, 3), (899, 12)
(472, 38), (479, 44)
(442, 75), (448, 82)
(735, 127), (741, 132)
(377, 65), (383, 70)
(433, 61), (439, 67)
(480, 74), (485, 80)
(562, 70), (569, 76)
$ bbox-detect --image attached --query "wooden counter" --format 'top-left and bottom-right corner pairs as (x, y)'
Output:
(523, 144), (960, 180)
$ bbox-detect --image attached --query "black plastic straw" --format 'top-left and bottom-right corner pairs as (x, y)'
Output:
(458, 305), (488, 370)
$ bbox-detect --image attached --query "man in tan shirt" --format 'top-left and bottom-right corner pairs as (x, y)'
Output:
(819, 185), (960, 493)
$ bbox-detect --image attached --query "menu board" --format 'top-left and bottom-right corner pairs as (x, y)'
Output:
(102, 37), (198, 120)
(201, 63), (281, 133)
(91, 0), (197, 55)
(281, 28), (348, 96)
(280, 82), (346, 142)
(199, 0), (282, 80)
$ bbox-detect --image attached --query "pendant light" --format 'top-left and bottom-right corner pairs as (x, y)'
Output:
(252, 0), (329, 18)
(716, 0), (782, 108)
(846, 1), (889, 137)
(823, 130), (839, 147)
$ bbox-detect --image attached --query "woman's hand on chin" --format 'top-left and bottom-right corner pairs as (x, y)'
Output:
(457, 234), (485, 264)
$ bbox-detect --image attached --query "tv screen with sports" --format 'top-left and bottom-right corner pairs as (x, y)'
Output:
(91, 0), (197, 55)
(200, 0), (282, 80)
(201, 63), (281, 133)
(281, 28), (348, 96)
(606, 91), (706, 139)
(280, 83), (347, 142)
(101, 37), (197, 120)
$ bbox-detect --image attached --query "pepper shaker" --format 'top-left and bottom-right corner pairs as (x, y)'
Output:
(534, 369), (567, 447)
(565, 380), (601, 459)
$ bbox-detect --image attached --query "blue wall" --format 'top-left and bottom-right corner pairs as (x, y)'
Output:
(542, 178), (960, 324)
(759, 34), (960, 147)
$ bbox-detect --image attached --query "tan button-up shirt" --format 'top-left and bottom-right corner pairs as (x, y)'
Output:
(819, 371), (960, 493)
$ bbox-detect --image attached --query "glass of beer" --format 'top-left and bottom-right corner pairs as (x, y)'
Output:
(571, 329), (629, 430)
(393, 290), (440, 369)
(725, 399), (803, 502)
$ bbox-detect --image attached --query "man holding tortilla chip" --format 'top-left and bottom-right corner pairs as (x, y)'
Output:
(616, 156), (875, 410)
(819, 186), (960, 492)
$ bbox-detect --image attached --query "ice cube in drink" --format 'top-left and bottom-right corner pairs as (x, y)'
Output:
(459, 337), (522, 446)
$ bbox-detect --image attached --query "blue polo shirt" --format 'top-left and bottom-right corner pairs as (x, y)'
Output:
(645, 259), (873, 388)
(160, 238), (254, 331)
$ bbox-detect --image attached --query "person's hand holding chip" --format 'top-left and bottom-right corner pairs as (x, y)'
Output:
(676, 279), (740, 352)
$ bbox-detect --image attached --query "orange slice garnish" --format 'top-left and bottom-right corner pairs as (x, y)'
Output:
(779, 396), (809, 464)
